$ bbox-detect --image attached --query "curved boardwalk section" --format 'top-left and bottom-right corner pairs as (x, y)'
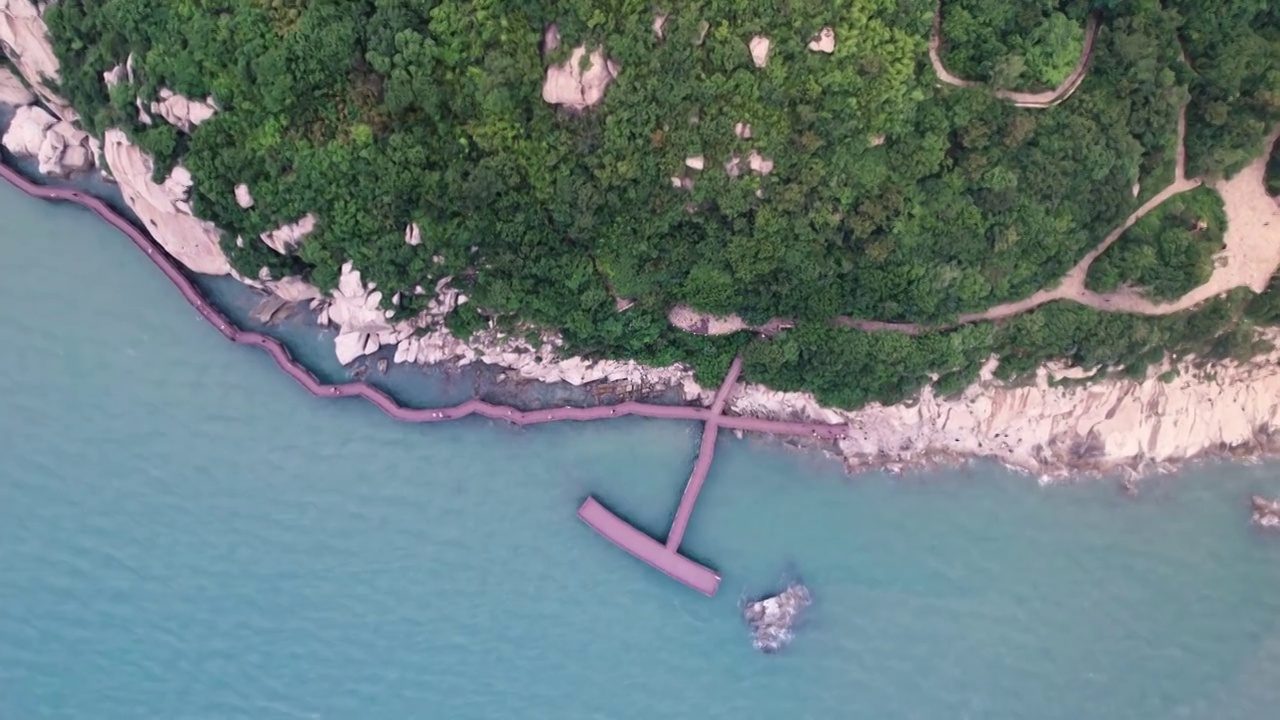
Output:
(577, 498), (722, 597)
(0, 161), (848, 598)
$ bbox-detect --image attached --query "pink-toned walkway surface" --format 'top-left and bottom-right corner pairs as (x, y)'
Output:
(574, 358), (745, 597)
(0, 161), (848, 597)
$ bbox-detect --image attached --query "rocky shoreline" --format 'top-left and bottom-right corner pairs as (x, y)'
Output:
(5, 0), (1280, 482)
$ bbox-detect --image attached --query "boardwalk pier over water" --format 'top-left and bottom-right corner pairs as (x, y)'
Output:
(0, 161), (849, 598)
(576, 358), (745, 597)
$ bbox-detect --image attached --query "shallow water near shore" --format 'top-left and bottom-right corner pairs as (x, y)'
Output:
(4, 181), (1280, 719)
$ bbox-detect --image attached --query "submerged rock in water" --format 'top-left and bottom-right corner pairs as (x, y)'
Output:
(1251, 496), (1280, 529)
(743, 582), (811, 653)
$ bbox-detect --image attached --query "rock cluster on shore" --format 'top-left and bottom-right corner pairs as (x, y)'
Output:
(743, 582), (812, 653)
(2, 104), (94, 176)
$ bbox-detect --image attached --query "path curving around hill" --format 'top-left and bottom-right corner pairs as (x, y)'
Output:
(929, 3), (1101, 109)
(676, 105), (1280, 339)
(676, 109), (1280, 341)
(0, 161), (849, 442)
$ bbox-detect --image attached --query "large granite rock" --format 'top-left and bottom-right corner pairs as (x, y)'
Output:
(102, 128), (231, 276)
(2, 104), (94, 176)
(743, 582), (811, 653)
(0, 0), (76, 119)
(542, 43), (619, 111)
(150, 88), (217, 132)
(0, 66), (33, 105)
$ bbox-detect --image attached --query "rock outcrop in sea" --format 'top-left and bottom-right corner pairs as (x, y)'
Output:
(743, 582), (811, 653)
(1251, 496), (1280, 529)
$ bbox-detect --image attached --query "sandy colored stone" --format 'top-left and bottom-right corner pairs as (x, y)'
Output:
(749, 36), (771, 68)
(103, 128), (230, 276)
(0, 0), (75, 119)
(653, 14), (667, 40)
(808, 27), (835, 54)
(0, 66), (33, 105)
(150, 88), (217, 132)
(748, 149), (774, 176)
(1, 103), (53, 156)
(260, 214), (317, 255)
(542, 45), (619, 111)
(234, 183), (254, 209)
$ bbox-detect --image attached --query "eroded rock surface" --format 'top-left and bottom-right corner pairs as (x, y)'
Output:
(260, 213), (317, 255)
(808, 27), (836, 53)
(543, 45), (619, 110)
(1253, 496), (1280, 529)
(0, 66), (33, 105)
(150, 88), (217, 132)
(744, 583), (811, 653)
(234, 183), (254, 209)
(749, 36), (771, 67)
(0, 0), (75, 118)
(102, 128), (230, 276)
(3, 104), (94, 176)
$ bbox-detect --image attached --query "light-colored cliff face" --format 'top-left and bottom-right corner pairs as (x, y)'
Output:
(0, 0), (74, 119)
(102, 128), (231, 276)
(732, 341), (1280, 478)
(0, 65), (32, 105)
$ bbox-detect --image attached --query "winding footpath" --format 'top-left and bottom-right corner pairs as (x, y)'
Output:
(929, 5), (1100, 109)
(0, 159), (852, 597)
(0, 163), (848, 439)
(681, 106), (1280, 337)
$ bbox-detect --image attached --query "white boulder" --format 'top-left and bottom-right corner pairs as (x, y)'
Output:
(150, 88), (217, 133)
(1, 103), (53, 155)
(260, 213), (317, 255)
(749, 36), (771, 68)
(234, 183), (254, 209)
(542, 45), (619, 111)
(808, 27), (836, 54)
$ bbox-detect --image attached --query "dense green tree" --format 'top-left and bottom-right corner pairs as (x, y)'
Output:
(35, 0), (1280, 403)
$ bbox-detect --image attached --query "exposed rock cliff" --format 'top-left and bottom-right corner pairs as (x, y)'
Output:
(732, 339), (1280, 478)
(0, 65), (32, 105)
(101, 128), (230, 276)
(0, 0), (74, 119)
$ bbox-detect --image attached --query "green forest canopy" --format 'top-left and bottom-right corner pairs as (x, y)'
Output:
(40, 0), (1280, 406)
(1085, 186), (1227, 301)
(938, 0), (1089, 91)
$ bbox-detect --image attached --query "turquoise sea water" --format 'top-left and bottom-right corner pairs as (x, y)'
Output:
(4, 180), (1280, 719)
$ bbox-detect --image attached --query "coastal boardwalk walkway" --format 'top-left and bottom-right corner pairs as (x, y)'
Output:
(576, 358), (745, 597)
(0, 161), (851, 599)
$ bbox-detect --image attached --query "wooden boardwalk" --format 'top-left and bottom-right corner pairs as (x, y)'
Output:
(576, 357), (745, 596)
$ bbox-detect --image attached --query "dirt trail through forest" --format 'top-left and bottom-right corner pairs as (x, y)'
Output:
(928, 3), (1101, 108)
(674, 104), (1280, 337)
